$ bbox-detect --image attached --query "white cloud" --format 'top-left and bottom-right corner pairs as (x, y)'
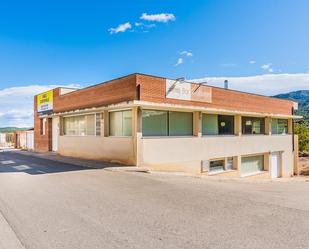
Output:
(175, 58), (184, 66)
(249, 60), (256, 64)
(261, 63), (271, 70)
(140, 13), (176, 23)
(180, 51), (193, 57)
(261, 63), (274, 72)
(0, 84), (79, 128)
(134, 22), (156, 30)
(108, 22), (132, 34)
(191, 73), (309, 96)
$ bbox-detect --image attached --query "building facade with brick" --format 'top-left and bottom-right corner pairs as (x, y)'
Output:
(34, 73), (300, 178)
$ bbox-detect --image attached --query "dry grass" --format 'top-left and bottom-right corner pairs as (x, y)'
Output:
(299, 157), (309, 175)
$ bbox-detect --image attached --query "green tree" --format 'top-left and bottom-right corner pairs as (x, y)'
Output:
(294, 121), (309, 152)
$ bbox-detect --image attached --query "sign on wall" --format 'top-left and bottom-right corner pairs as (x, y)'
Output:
(165, 79), (212, 103)
(37, 90), (53, 115)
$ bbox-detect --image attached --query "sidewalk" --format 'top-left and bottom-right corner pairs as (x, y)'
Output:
(0, 211), (24, 249)
(11, 150), (149, 173)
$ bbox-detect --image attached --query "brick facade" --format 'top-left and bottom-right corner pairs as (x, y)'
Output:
(137, 74), (294, 115)
(34, 73), (295, 152)
(34, 97), (52, 152)
(53, 74), (138, 113)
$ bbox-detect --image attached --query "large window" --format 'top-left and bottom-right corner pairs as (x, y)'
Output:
(242, 117), (265, 135)
(63, 114), (95, 136)
(202, 114), (234, 135)
(169, 111), (193, 136)
(272, 119), (288, 134)
(241, 155), (264, 176)
(142, 110), (168, 136)
(202, 114), (218, 135)
(109, 110), (132, 136)
(142, 110), (193, 136)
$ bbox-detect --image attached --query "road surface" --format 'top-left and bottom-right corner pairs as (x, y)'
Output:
(0, 151), (308, 249)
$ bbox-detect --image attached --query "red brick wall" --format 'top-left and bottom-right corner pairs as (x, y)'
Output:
(137, 74), (294, 115)
(34, 74), (138, 152)
(34, 96), (52, 152)
(53, 74), (138, 113)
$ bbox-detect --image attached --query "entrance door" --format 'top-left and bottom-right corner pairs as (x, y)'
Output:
(271, 152), (280, 178)
(52, 117), (59, 152)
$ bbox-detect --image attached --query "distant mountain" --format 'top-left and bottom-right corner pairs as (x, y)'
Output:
(0, 127), (31, 133)
(274, 90), (309, 119)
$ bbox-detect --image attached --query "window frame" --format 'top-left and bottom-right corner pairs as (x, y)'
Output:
(271, 118), (288, 135)
(240, 154), (265, 176)
(241, 116), (265, 135)
(141, 109), (194, 137)
(142, 109), (169, 136)
(61, 113), (97, 137)
(203, 157), (236, 174)
(202, 113), (235, 136)
(108, 109), (133, 137)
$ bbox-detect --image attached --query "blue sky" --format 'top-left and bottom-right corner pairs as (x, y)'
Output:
(0, 0), (309, 127)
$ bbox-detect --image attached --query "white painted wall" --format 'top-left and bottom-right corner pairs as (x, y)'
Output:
(26, 131), (34, 150)
(52, 117), (59, 152)
(58, 136), (135, 165)
(140, 135), (294, 177)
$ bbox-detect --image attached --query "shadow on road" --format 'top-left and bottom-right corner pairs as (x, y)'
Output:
(0, 151), (94, 175)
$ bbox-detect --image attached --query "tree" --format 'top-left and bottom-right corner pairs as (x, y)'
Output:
(294, 121), (309, 152)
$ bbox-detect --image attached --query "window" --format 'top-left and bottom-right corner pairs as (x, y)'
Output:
(63, 114), (96, 136)
(272, 119), (288, 134)
(202, 114), (234, 135)
(109, 110), (132, 136)
(241, 155), (264, 176)
(209, 160), (225, 173)
(202, 114), (218, 135)
(203, 157), (235, 173)
(242, 117), (265, 134)
(169, 111), (193, 136)
(142, 110), (168, 136)
(39, 118), (46, 135)
(95, 113), (102, 136)
(142, 110), (193, 136)
(218, 115), (234, 135)
(226, 157), (234, 170)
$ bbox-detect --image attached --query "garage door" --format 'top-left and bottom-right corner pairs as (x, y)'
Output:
(241, 155), (264, 176)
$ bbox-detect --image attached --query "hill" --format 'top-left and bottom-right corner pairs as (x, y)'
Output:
(0, 127), (31, 133)
(274, 90), (309, 119)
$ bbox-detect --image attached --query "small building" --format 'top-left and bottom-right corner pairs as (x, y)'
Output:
(34, 73), (300, 178)
(15, 129), (34, 150)
(0, 133), (15, 148)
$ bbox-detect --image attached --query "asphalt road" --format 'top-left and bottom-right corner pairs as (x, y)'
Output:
(0, 151), (308, 249)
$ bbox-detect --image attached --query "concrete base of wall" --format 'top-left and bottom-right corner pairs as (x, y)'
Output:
(143, 161), (201, 174)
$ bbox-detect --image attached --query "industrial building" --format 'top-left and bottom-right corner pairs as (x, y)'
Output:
(34, 73), (300, 178)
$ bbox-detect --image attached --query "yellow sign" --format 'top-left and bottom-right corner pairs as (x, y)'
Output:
(37, 90), (53, 114)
